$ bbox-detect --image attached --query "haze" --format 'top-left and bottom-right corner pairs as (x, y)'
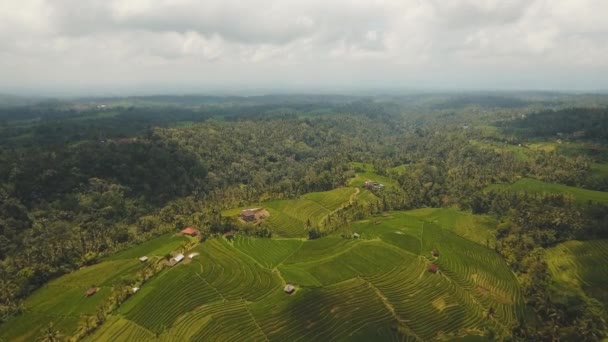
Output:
(1, 0), (607, 96)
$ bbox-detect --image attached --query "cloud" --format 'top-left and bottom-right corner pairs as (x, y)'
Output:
(0, 0), (607, 95)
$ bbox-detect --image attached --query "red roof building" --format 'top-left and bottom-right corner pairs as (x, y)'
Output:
(180, 227), (199, 236)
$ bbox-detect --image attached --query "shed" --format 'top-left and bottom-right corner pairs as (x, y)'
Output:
(169, 253), (185, 266)
(188, 252), (199, 259)
(180, 227), (199, 236)
(139, 256), (148, 262)
(132, 287), (140, 294)
(224, 231), (236, 240)
(241, 209), (257, 222)
(353, 233), (360, 239)
(427, 264), (438, 273)
(284, 284), (295, 294)
(85, 288), (98, 297)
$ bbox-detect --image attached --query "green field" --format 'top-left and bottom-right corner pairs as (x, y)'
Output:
(349, 162), (399, 188)
(223, 187), (357, 237)
(2, 197), (523, 341)
(487, 178), (608, 204)
(546, 240), (608, 307)
(0, 259), (145, 341)
(80, 209), (523, 341)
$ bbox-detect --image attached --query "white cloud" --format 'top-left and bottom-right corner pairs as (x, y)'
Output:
(0, 0), (607, 94)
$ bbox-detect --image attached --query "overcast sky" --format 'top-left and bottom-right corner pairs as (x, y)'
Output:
(1, 0), (607, 96)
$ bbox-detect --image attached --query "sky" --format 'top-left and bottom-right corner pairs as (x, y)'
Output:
(1, 0), (607, 96)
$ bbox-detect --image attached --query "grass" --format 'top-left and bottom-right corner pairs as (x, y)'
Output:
(349, 162), (399, 188)
(7, 206), (524, 341)
(0, 259), (144, 341)
(487, 178), (608, 204)
(223, 187), (356, 237)
(469, 140), (531, 162)
(106, 233), (188, 261)
(546, 240), (608, 307)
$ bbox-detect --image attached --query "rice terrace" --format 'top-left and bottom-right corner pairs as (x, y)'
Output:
(0, 179), (525, 341)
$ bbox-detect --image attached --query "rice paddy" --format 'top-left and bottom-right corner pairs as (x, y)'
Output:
(3, 204), (525, 341)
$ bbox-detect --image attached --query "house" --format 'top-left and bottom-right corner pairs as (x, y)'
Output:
(180, 227), (199, 237)
(224, 231), (236, 241)
(353, 233), (360, 239)
(364, 180), (384, 191)
(139, 256), (148, 262)
(284, 284), (295, 294)
(188, 253), (199, 259)
(85, 287), (98, 297)
(169, 253), (185, 267)
(240, 208), (267, 223)
(240, 209), (257, 222)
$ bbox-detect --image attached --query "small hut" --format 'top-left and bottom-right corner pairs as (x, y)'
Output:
(139, 256), (148, 262)
(188, 252), (199, 259)
(132, 287), (140, 294)
(169, 253), (185, 267)
(180, 227), (199, 237)
(353, 233), (360, 239)
(284, 284), (295, 294)
(427, 264), (438, 273)
(85, 287), (98, 297)
(224, 231), (236, 241)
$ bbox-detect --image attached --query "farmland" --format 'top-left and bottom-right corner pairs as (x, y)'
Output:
(0, 205), (523, 341)
(546, 240), (608, 308)
(222, 187), (358, 237)
(348, 162), (399, 188)
(487, 178), (608, 204)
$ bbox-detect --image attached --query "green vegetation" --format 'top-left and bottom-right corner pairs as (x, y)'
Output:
(2, 94), (608, 340)
(488, 178), (608, 204)
(87, 209), (522, 341)
(348, 162), (399, 188)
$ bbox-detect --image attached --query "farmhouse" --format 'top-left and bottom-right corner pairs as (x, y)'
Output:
(284, 284), (295, 294)
(240, 208), (268, 223)
(180, 227), (199, 237)
(139, 256), (148, 262)
(169, 253), (185, 267)
(85, 287), (98, 297)
(364, 180), (385, 191)
(224, 231), (236, 241)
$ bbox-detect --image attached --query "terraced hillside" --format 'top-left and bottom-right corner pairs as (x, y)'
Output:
(1, 198), (522, 341)
(223, 187), (357, 237)
(77, 210), (523, 341)
(546, 240), (608, 308)
(348, 162), (399, 188)
(0, 233), (188, 341)
(487, 178), (608, 204)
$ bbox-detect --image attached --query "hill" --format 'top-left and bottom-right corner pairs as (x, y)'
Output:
(222, 187), (358, 237)
(487, 178), (608, 204)
(0, 207), (524, 341)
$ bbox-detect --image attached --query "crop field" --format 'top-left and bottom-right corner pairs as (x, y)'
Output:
(224, 187), (356, 237)
(6, 205), (523, 341)
(81, 208), (522, 341)
(106, 233), (189, 261)
(546, 240), (608, 307)
(0, 259), (144, 341)
(349, 162), (399, 188)
(487, 178), (608, 204)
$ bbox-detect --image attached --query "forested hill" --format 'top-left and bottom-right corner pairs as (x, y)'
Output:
(1, 94), (608, 340)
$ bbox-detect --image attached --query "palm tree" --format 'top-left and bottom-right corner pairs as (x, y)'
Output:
(36, 322), (64, 342)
